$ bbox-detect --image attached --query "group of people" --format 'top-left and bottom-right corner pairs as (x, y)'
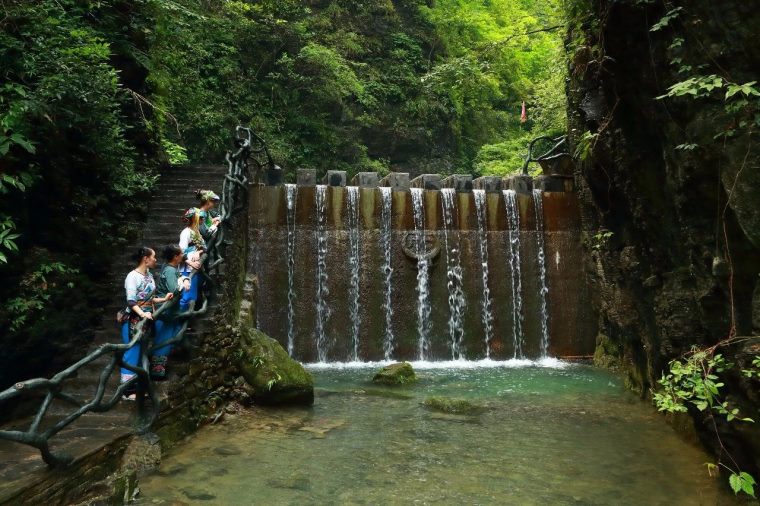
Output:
(119, 189), (223, 400)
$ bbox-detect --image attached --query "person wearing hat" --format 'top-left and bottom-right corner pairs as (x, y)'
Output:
(195, 189), (222, 241)
(178, 208), (205, 312)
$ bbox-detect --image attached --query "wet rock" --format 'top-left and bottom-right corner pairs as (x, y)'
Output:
(298, 418), (346, 438)
(372, 362), (416, 386)
(422, 397), (485, 415)
(213, 445), (241, 456)
(238, 325), (314, 406)
(181, 488), (216, 501)
(121, 433), (162, 474)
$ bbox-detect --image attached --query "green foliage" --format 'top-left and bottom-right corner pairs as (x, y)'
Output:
(266, 372), (282, 391)
(591, 231), (613, 251)
(0, 216), (20, 264)
(161, 140), (190, 166)
(653, 348), (760, 497)
(574, 130), (599, 161)
(649, 7), (682, 32)
(5, 261), (79, 332)
(657, 75), (725, 99)
(742, 356), (760, 379)
(474, 133), (532, 176)
(145, 0), (567, 176)
(420, 0), (568, 169)
(730, 472), (757, 498)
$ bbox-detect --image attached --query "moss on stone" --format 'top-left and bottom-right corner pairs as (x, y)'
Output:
(372, 362), (416, 386)
(422, 397), (485, 415)
(238, 326), (314, 406)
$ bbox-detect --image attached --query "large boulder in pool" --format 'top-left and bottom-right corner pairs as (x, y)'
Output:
(238, 327), (314, 405)
(372, 362), (416, 386)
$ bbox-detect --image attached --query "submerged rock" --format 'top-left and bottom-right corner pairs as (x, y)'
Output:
(238, 326), (314, 405)
(422, 397), (485, 415)
(372, 362), (416, 386)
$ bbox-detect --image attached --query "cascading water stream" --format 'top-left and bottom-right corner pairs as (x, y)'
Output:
(503, 189), (524, 358)
(440, 188), (466, 360)
(347, 186), (361, 361)
(315, 185), (330, 362)
(532, 188), (550, 357)
(411, 188), (431, 360)
(380, 187), (395, 360)
(285, 183), (298, 356)
(473, 190), (494, 358)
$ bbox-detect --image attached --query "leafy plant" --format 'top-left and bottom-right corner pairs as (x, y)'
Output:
(6, 262), (79, 332)
(653, 348), (760, 498)
(591, 230), (613, 251)
(161, 139), (190, 166)
(0, 216), (20, 264)
(575, 130), (599, 161)
(649, 7), (683, 32)
(266, 372), (282, 391)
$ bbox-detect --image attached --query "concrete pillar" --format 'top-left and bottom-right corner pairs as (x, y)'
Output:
(503, 174), (533, 194)
(533, 175), (574, 192)
(264, 164), (283, 185)
(323, 170), (346, 187)
(379, 172), (410, 191)
(297, 168), (316, 186)
(442, 174), (473, 192)
(410, 174), (442, 190)
(350, 172), (379, 188)
(472, 176), (502, 193)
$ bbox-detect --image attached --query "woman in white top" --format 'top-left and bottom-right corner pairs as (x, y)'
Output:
(120, 247), (173, 400)
(178, 208), (205, 312)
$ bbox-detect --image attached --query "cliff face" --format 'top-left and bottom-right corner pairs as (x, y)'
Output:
(567, 0), (760, 472)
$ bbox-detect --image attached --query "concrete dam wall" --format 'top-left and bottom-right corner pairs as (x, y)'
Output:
(248, 170), (595, 363)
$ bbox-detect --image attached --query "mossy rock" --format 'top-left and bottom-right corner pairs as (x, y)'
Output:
(422, 397), (485, 415)
(238, 326), (314, 406)
(372, 362), (416, 386)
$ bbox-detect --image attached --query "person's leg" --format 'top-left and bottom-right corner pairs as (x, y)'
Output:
(151, 319), (176, 380)
(179, 270), (199, 309)
(120, 321), (140, 397)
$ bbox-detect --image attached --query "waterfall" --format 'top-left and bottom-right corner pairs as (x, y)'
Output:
(315, 185), (330, 362)
(411, 188), (431, 360)
(440, 188), (466, 360)
(347, 186), (361, 361)
(532, 188), (550, 357)
(503, 189), (524, 358)
(380, 187), (395, 360)
(473, 190), (494, 358)
(285, 183), (298, 356)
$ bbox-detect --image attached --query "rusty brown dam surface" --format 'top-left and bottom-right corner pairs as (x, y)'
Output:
(249, 174), (595, 364)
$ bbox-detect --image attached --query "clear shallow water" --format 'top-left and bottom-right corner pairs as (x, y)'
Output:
(139, 363), (737, 505)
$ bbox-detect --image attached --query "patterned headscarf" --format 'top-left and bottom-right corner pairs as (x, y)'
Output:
(199, 190), (220, 203)
(183, 207), (200, 223)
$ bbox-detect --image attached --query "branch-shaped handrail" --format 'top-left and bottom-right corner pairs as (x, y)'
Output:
(0, 126), (255, 467)
(521, 134), (568, 175)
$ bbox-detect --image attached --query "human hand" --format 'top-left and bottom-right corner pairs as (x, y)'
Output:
(143, 312), (153, 320)
(165, 293), (174, 300)
(182, 279), (191, 291)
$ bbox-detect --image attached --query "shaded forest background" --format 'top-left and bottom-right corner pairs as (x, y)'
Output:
(0, 0), (566, 386)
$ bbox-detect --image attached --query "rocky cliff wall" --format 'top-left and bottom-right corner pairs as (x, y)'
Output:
(567, 0), (760, 476)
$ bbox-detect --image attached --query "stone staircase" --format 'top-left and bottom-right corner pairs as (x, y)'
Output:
(0, 164), (228, 499)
